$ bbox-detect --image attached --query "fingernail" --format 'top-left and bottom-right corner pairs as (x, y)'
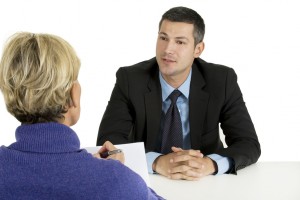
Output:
(170, 159), (173, 163)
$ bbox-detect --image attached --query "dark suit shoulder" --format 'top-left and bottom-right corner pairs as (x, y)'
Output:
(192, 58), (237, 91)
(116, 57), (158, 85)
(195, 58), (233, 74)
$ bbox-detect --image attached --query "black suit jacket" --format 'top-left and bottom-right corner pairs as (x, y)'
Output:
(97, 57), (261, 173)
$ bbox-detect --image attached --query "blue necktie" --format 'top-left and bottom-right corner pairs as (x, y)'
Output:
(161, 90), (183, 154)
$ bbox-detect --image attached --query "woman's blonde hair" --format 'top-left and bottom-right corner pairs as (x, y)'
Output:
(0, 32), (80, 123)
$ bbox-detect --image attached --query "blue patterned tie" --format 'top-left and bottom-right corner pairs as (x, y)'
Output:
(161, 89), (183, 154)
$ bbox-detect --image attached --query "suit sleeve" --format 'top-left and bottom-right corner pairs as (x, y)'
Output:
(217, 68), (261, 174)
(97, 67), (134, 145)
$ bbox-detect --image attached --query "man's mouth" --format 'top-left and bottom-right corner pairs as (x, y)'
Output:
(162, 57), (176, 63)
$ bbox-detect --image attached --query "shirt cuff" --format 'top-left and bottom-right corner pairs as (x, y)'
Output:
(146, 152), (162, 174)
(207, 154), (233, 175)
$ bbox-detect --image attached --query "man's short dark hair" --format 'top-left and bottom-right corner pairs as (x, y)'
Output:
(159, 6), (205, 45)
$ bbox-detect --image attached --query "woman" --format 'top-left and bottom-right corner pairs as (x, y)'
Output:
(0, 32), (163, 200)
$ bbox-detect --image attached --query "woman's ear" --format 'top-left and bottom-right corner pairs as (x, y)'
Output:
(61, 81), (81, 126)
(70, 81), (81, 108)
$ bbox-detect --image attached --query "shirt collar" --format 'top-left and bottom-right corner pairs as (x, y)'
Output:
(159, 69), (192, 101)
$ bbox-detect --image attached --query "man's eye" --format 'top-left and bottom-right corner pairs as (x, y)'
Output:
(176, 41), (184, 45)
(160, 36), (167, 41)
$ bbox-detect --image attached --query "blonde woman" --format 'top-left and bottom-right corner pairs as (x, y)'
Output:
(0, 32), (163, 200)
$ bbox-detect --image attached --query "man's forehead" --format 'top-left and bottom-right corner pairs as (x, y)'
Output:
(159, 21), (194, 39)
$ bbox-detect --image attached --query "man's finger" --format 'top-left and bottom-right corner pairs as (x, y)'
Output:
(168, 172), (201, 181)
(169, 164), (192, 174)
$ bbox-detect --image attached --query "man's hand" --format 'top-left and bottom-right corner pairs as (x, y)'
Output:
(153, 147), (216, 180)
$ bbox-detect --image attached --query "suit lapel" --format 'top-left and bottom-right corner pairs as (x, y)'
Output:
(189, 62), (209, 149)
(144, 66), (162, 151)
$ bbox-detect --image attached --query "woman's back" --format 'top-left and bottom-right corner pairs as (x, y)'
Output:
(0, 122), (161, 200)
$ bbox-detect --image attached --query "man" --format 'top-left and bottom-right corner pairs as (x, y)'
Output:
(97, 6), (260, 180)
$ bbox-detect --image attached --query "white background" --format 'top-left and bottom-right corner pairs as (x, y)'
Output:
(0, 0), (299, 161)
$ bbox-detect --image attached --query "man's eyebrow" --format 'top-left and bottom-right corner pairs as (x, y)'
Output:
(158, 32), (168, 36)
(175, 36), (189, 41)
(158, 32), (189, 41)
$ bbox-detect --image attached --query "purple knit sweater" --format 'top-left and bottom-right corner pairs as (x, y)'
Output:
(0, 122), (163, 200)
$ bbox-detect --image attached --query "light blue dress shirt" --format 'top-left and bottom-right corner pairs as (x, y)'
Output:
(146, 69), (232, 175)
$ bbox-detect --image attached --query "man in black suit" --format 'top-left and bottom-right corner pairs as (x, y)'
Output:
(97, 6), (260, 180)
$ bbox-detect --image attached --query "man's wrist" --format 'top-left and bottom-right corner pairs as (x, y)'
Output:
(206, 154), (233, 175)
(152, 155), (163, 173)
(210, 158), (218, 175)
(146, 152), (162, 174)
(204, 156), (218, 175)
(152, 157), (157, 172)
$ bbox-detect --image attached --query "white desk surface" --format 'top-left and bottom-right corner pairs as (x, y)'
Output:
(149, 162), (300, 200)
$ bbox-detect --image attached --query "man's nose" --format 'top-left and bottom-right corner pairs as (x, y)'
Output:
(164, 41), (176, 54)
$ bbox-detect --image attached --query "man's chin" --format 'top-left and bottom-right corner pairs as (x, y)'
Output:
(160, 69), (177, 78)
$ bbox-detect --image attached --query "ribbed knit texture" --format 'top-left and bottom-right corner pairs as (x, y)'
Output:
(0, 122), (163, 200)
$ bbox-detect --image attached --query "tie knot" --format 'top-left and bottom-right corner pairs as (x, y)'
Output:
(169, 90), (181, 103)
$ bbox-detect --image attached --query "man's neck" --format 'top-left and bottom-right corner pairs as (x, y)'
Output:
(162, 68), (191, 89)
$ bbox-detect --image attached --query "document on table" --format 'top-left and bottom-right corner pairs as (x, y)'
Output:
(84, 142), (150, 186)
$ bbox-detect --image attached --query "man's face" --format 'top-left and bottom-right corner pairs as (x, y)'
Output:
(156, 20), (203, 83)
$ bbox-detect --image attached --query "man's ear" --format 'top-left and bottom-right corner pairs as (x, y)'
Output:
(194, 42), (205, 58)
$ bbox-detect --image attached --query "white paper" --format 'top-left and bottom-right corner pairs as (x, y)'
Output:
(84, 142), (150, 186)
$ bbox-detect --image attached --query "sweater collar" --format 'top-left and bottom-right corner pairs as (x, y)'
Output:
(9, 122), (80, 153)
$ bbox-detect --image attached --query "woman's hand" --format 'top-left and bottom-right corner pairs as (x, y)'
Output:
(93, 141), (125, 164)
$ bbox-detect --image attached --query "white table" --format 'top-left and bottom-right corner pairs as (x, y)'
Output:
(149, 162), (300, 200)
